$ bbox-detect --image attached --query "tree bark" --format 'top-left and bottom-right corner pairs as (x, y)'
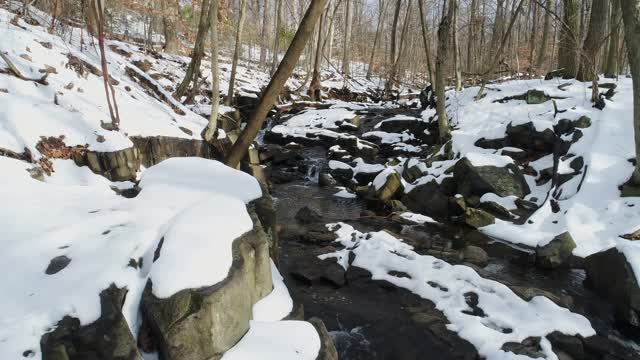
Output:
(203, 0), (221, 143)
(175, 0), (213, 100)
(418, 0), (434, 84)
(453, 0), (462, 91)
(576, 0), (607, 82)
(558, 0), (580, 78)
(161, 0), (180, 53)
(226, 0), (248, 106)
(535, 0), (553, 69)
(621, 0), (640, 184)
(435, 0), (454, 144)
(226, 0), (329, 168)
(385, 0), (403, 97)
(528, 0), (538, 69)
(466, 0), (478, 74)
(309, 6), (326, 101)
(259, 0), (270, 68)
(605, 0), (622, 78)
(271, 0), (283, 75)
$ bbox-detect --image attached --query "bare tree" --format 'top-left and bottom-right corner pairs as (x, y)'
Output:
(435, 0), (454, 143)
(203, 0), (221, 143)
(558, 0), (579, 78)
(453, 0), (462, 91)
(161, 0), (180, 53)
(226, 0), (248, 106)
(535, 0), (553, 69)
(604, 0), (622, 78)
(271, 0), (283, 75)
(259, 0), (270, 68)
(418, 0), (434, 84)
(341, 0), (352, 77)
(576, 0), (607, 82)
(226, 0), (329, 168)
(366, 0), (386, 80)
(88, 0), (120, 130)
(621, 0), (640, 186)
(309, 5), (326, 101)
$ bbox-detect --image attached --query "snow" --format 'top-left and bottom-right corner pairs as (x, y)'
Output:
(480, 193), (519, 211)
(373, 168), (396, 191)
(466, 152), (514, 167)
(321, 223), (595, 360)
(221, 321), (321, 360)
(334, 187), (357, 198)
(363, 130), (415, 144)
(0, 157), (262, 359)
(252, 261), (294, 322)
(399, 212), (438, 224)
(284, 108), (357, 130)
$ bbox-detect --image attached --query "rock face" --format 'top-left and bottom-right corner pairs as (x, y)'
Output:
(141, 214), (272, 360)
(72, 147), (141, 181)
(453, 158), (530, 198)
(585, 247), (640, 328)
(41, 285), (140, 360)
(535, 232), (576, 269)
(130, 136), (219, 168)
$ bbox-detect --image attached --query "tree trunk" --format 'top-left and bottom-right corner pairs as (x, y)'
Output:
(161, 0), (180, 53)
(225, 0), (248, 106)
(175, 0), (213, 100)
(418, 0), (434, 84)
(535, 0), (553, 69)
(366, 0), (386, 79)
(309, 6), (325, 101)
(203, 0), (221, 143)
(576, 0), (607, 82)
(558, 0), (580, 78)
(271, 0), (283, 75)
(226, 0), (329, 168)
(435, 0), (454, 144)
(385, 0), (403, 97)
(341, 0), (352, 76)
(528, 0), (538, 69)
(259, 0), (270, 68)
(466, 0), (478, 74)
(453, 0), (462, 91)
(621, 0), (640, 184)
(605, 0), (622, 78)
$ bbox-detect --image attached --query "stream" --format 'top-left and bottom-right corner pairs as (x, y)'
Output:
(264, 107), (640, 359)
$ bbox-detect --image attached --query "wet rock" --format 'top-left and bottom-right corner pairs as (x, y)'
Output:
(509, 286), (574, 309)
(388, 200), (408, 213)
(462, 246), (489, 267)
(547, 332), (584, 359)
(302, 224), (338, 244)
(463, 208), (496, 229)
(295, 206), (323, 224)
(318, 172), (338, 187)
(501, 337), (544, 358)
(328, 164), (354, 186)
(41, 285), (140, 360)
(140, 218), (272, 360)
(45, 255), (71, 275)
(402, 158), (428, 183)
(584, 247), (640, 328)
(402, 180), (452, 219)
(453, 158), (530, 198)
(535, 232), (576, 269)
(308, 318), (339, 360)
(291, 258), (345, 287)
(374, 170), (403, 202)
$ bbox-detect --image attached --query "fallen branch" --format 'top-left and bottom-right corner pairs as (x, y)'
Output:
(0, 51), (49, 85)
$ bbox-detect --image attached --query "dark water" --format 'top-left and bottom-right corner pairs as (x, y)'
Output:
(269, 122), (640, 360)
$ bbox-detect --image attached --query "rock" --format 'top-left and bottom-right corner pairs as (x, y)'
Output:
(388, 200), (408, 213)
(462, 246), (489, 267)
(621, 183), (640, 197)
(318, 172), (338, 187)
(526, 89), (550, 104)
(328, 164), (354, 186)
(402, 180), (452, 219)
(501, 337), (544, 358)
(41, 285), (140, 360)
(72, 147), (141, 182)
(308, 318), (339, 360)
(45, 255), (71, 275)
(509, 286), (574, 309)
(302, 224), (338, 244)
(584, 247), (640, 328)
(141, 217), (272, 360)
(402, 158), (427, 183)
(374, 170), (403, 202)
(535, 232), (576, 269)
(295, 206), (323, 224)
(130, 136), (220, 169)
(463, 208), (496, 229)
(547, 332), (584, 359)
(545, 68), (566, 80)
(291, 258), (345, 287)
(453, 157), (530, 198)
(506, 121), (558, 154)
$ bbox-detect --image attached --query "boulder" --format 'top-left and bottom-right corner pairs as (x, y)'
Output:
(463, 208), (496, 229)
(506, 122), (557, 154)
(509, 286), (574, 309)
(462, 246), (489, 267)
(373, 170), (403, 202)
(535, 232), (576, 269)
(308, 318), (339, 360)
(402, 179), (452, 219)
(295, 206), (323, 224)
(584, 247), (640, 328)
(402, 158), (428, 183)
(525, 89), (550, 104)
(453, 158), (530, 198)
(41, 285), (140, 360)
(140, 217), (272, 360)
